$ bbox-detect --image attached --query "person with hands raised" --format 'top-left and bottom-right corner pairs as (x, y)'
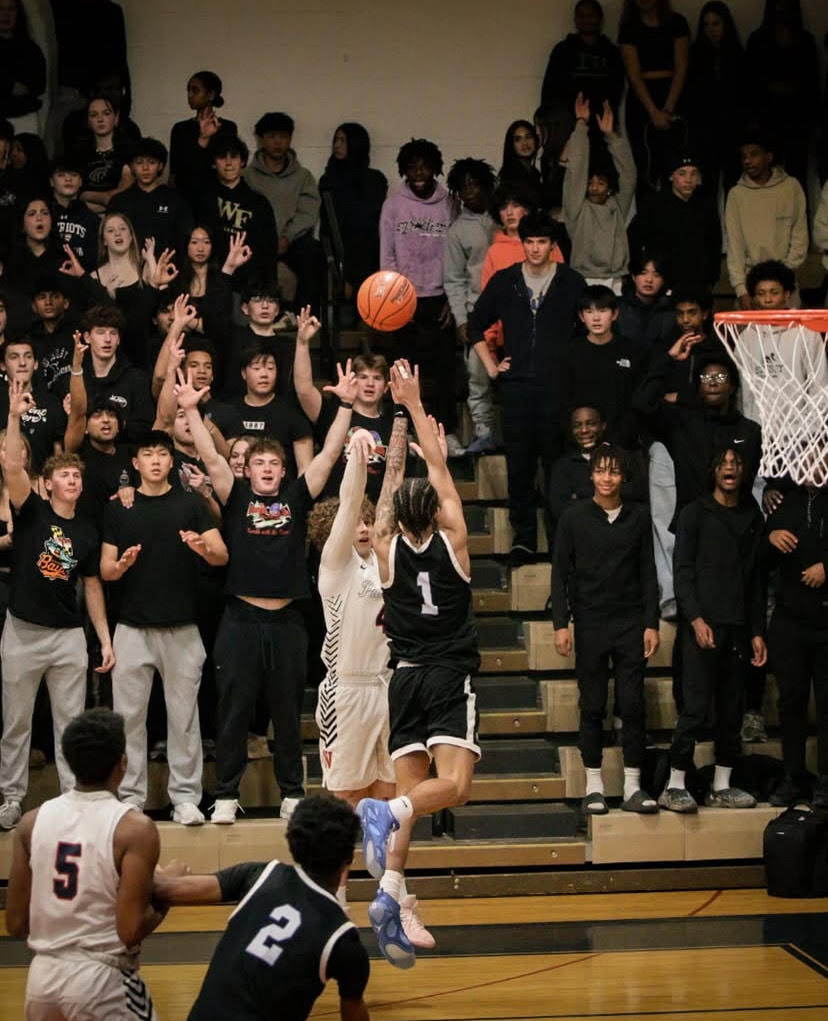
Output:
(100, 428), (227, 825)
(549, 442), (660, 819)
(765, 475), (828, 808)
(176, 360), (359, 825)
(0, 379), (114, 832)
(660, 447), (766, 814)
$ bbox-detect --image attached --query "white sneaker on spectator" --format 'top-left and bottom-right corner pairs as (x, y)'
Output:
(400, 894), (436, 949)
(445, 433), (467, 458)
(210, 799), (241, 825)
(280, 796), (300, 821)
(0, 800), (22, 830)
(172, 802), (205, 826)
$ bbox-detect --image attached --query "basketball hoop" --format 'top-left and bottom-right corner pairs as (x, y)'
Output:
(714, 310), (828, 486)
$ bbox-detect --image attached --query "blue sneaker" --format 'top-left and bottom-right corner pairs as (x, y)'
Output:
(368, 891), (416, 969)
(356, 798), (398, 879)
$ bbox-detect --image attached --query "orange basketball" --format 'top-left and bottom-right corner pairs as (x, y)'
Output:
(357, 271), (417, 332)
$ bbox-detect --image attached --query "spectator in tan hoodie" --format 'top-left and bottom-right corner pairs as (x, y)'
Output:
(724, 131), (808, 310)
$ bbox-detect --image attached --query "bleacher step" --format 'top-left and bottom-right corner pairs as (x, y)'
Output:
(474, 675), (539, 710)
(447, 803), (578, 839)
(476, 738), (558, 775)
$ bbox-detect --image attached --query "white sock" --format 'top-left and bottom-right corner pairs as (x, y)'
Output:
(713, 765), (732, 792)
(398, 877), (409, 902)
(585, 768), (604, 796)
(379, 869), (404, 902)
(623, 767), (641, 802)
(336, 885), (347, 908)
(389, 796), (413, 824)
(669, 769), (686, 790)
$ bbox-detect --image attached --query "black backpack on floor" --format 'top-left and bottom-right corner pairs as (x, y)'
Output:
(763, 805), (828, 898)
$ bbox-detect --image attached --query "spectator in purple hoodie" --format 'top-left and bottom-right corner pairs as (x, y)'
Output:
(378, 138), (463, 455)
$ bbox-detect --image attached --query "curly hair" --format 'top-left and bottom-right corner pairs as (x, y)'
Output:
(446, 157), (496, 196)
(286, 794), (359, 879)
(80, 303), (126, 333)
(396, 138), (443, 178)
(42, 452), (84, 480)
(62, 708), (125, 786)
(307, 496), (376, 552)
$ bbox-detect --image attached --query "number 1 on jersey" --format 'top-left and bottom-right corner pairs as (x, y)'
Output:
(416, 571), (438, 616)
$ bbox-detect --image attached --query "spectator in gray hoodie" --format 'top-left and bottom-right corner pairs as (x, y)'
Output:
(562, 93), (635, 293)
(443, 158), (497, 453)
(244, 112), (324, 314)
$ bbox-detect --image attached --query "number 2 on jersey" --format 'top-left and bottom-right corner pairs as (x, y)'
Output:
(416, 571), (438, 616)
(246, 904), (302, 966)
(53, 842), (82, 900)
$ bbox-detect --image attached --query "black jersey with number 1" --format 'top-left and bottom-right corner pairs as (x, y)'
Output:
(382, 529), (479, 674)
(188, 860), (368, 1021)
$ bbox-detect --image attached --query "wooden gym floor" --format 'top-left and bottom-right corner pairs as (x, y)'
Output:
(1, 888), (826, 1020)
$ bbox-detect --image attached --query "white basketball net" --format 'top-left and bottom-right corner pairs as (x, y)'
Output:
(714, 311), (828, 486)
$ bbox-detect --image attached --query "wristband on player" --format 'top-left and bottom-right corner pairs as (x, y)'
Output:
(392, 404), (409, 419)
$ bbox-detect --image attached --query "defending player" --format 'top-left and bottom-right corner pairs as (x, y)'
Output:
(356, 359), (480, 969)
(307, 421), (435, 948)
(6, 708), (166, 1021)
(152, 794), (371, 1021)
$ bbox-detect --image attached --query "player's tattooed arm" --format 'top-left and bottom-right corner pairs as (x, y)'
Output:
(373, 414), (408, 544)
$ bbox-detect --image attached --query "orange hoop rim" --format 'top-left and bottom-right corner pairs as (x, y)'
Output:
(714, 309), (828, 332)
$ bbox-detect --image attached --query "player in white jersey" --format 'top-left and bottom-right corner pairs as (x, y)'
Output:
(6, 708), (170, 1021)
(307, 426), (434, 949)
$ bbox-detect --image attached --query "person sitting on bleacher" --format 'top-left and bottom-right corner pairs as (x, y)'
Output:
(659, 446), (766, 813)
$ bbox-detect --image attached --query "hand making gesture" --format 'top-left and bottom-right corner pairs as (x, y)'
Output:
(323, 358), (358, 405)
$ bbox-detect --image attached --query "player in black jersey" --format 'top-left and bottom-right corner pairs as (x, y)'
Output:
(357, 359), (480, 969)
(152, 794), (370, 1021)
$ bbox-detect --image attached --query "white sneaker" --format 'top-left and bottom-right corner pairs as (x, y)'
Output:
(400, 894), (436, 949)
(279, 796), (300, 821)
(172, 802), (205, 826)
(0, 800), (22, 830)
(445, 433), (467, 458)
(210, 799), (240, 825)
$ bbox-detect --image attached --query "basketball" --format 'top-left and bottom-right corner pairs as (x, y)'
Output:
(357, 271), (417, 332)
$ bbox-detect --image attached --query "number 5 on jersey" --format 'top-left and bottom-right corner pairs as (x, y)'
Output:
(246, 905), (302, 965)
(417, 571), (438, 616)
(54, 842), (82, 900)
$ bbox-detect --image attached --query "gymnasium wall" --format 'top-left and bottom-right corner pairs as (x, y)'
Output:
(122, 0), (828, 188)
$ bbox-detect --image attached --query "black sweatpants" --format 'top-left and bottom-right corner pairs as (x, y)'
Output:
(501, 379), (564, 552)
(213, 597), (307, 800)
(670, 621), (747, 771)
(576, 618), (647, 769)
(769, 611), (828, 779)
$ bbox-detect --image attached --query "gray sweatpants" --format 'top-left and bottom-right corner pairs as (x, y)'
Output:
(112, 623), (205, 809)
(0, 612), (87, 802)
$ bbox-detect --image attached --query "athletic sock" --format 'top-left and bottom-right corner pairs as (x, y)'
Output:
(623, 767), (641, 802)
(379, 870), (404, 903)
(713, 765), (732, 792)
(668, 769), (686, 790)
(398, 877), (409, 901)
(388, 796), (414, 824)
(585, 768), (604, 796)
(336, 885), (348, 909)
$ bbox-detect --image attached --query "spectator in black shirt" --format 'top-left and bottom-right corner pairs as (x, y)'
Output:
(0, 0), (46, 122)
(617, 248), (674, 349)
(30, 275), (78, 393)
(60, 70), (141, 156)
(550, 442), (660, 816)
(0, 339), (65, 473)
(50, 156), (100, 273)
(498, 120), (543, 207)
(177, 361), (359, 824)
(221, 282), (294, 402)
(168, 71), (237, 208)
(7, 197), (66, 296)
(0, 379), (114, 831)
(73, 94), (133, 215)
(8, 134), (50, 203)
(109, 138), (193, 254)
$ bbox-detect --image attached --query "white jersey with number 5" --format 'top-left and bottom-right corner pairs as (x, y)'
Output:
(28, 789), (136, 957)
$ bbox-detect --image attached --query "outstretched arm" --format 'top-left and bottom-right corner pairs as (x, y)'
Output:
(174, 369), (234, 504)
(390, 359), (468, 566)
(321, 430), (374, 575)
(372, 411), (409, 579)
(302, 361), (358, 499)
(293, 306), (323, 423)
(2, 381), (35, 510)
(64, 332), (89, 453)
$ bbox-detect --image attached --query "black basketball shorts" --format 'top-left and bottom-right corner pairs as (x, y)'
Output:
(388, 664), (480, 760)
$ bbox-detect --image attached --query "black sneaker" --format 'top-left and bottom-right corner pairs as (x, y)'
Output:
(769, 776), (808, 807)
(509, 544), (536, 567)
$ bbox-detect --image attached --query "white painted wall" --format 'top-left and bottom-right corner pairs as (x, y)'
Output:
(122, 0), (827, 187)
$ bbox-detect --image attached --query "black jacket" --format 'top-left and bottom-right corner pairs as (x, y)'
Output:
(541, 32), (625, 113)
(550, 498), (659, 630)
(616, 282), (674, 349)
(628, 189), (722, 289)
(547, 447), (647, 530)
(674, 494), (765, 634)
(467, 262), (585, 388)
(766, 487), (828, 629)
(633, 351), (762, 528)
(82, 352), (155, 440)
(108, 183), (193, 253)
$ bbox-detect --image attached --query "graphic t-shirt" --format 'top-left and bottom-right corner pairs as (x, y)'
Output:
(222, 477), (313, 600)
(315, 399), (392, 502)
(10, 491), (99, 628)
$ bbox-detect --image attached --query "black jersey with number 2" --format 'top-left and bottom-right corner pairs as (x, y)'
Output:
(382, 529), (480, 674)
(188, 860), (368, 1021)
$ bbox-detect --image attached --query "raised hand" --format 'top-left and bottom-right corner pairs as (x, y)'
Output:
(222, 231), (253, 275)
(389, 359), (421, 407)
(296, 305), (321, 345)
(574, 92), (590, 122)
(59, 243), (85, 278)
(152, 248), (179, 288)
(180, 529), (207, 555)
(347, 428), (377, 464)
(197, 109), (221, 141)
(174, 366), (210, 410)
(8, 378), (34, 418)
(323, 358), (358, 404)
(597, 100), (613, 135)
(171, 292), (198, 334)
(409, 415), (447, 461)
(72, 329), (88, 370)
(668, 333), (704, 361)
